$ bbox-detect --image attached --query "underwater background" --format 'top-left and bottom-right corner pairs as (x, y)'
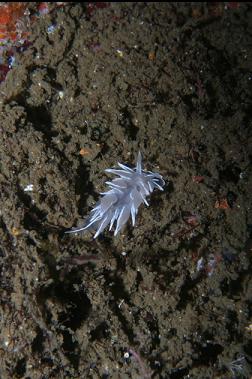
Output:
(0, 3), (251, 378)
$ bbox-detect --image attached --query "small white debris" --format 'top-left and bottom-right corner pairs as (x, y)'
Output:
(196, 257), (204, 272)
(58, 91), (64, 99)
(24, 184), (34, 192)
(124, 352), (130, 359)
(116, 49), (123, 57)
(47, 24), (57, 34)
(239, 172), (246, 179)
(118, 299), (124, 308)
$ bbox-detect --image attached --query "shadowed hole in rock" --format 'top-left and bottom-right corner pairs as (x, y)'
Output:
(32, 326), (45, 354)
(56, 281), (92, 331)
(103, 270), (134, 343)
(219, 164), (241, 184)
(26, 104), (59, 139)
(194, 342), (223, 365)
(37, 275), (92, 325)
(90, 321), (110, 341)
(17, 186), (48, 234)
(226, 191), (238, 208)
(225, 310), (240, 340)
(36, 278), (91, 370)
(14, 357), (26, 378)
(144, 312), (160, 350)
(119, 106), (139, 140)
(169, 367), (189, 379)
(176, 274), (202, 310)
(62, 329), (80, 369)
(75, 160), (95, 216)
(244, 340), (252, 356)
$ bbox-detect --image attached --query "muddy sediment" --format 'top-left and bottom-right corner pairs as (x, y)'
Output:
(0, 3), (251, 378)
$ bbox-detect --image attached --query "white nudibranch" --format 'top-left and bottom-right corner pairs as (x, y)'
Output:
(66, 152), (165, 238)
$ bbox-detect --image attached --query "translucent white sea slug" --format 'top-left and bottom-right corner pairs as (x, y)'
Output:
(66, 152), (165, 238)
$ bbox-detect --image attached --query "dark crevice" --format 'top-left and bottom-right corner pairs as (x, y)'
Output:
(193, 342), (223, 365)
(155, 90), (171, 105)
(219, 164), (241, 184)
(36, 269), (92, 371)
(14, 358), (26, 378)
(14, 100), (72, 168)
(103, 270), (135, 344)
(37, 273), (92, 330)
(62, 329), (80, 369)
(119, 107), (139, 140)
(169, 367), (189, 379)
(57, 285), (91, 331)
(176, 274), (202, 310)
(144, 313), (160, 351)
(75, 160), (95, 216)
(32, 326), (45, 354)
(25, 104), (58, 139)
(16, 184), (48, 234)
(90, 321), (110, 341)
